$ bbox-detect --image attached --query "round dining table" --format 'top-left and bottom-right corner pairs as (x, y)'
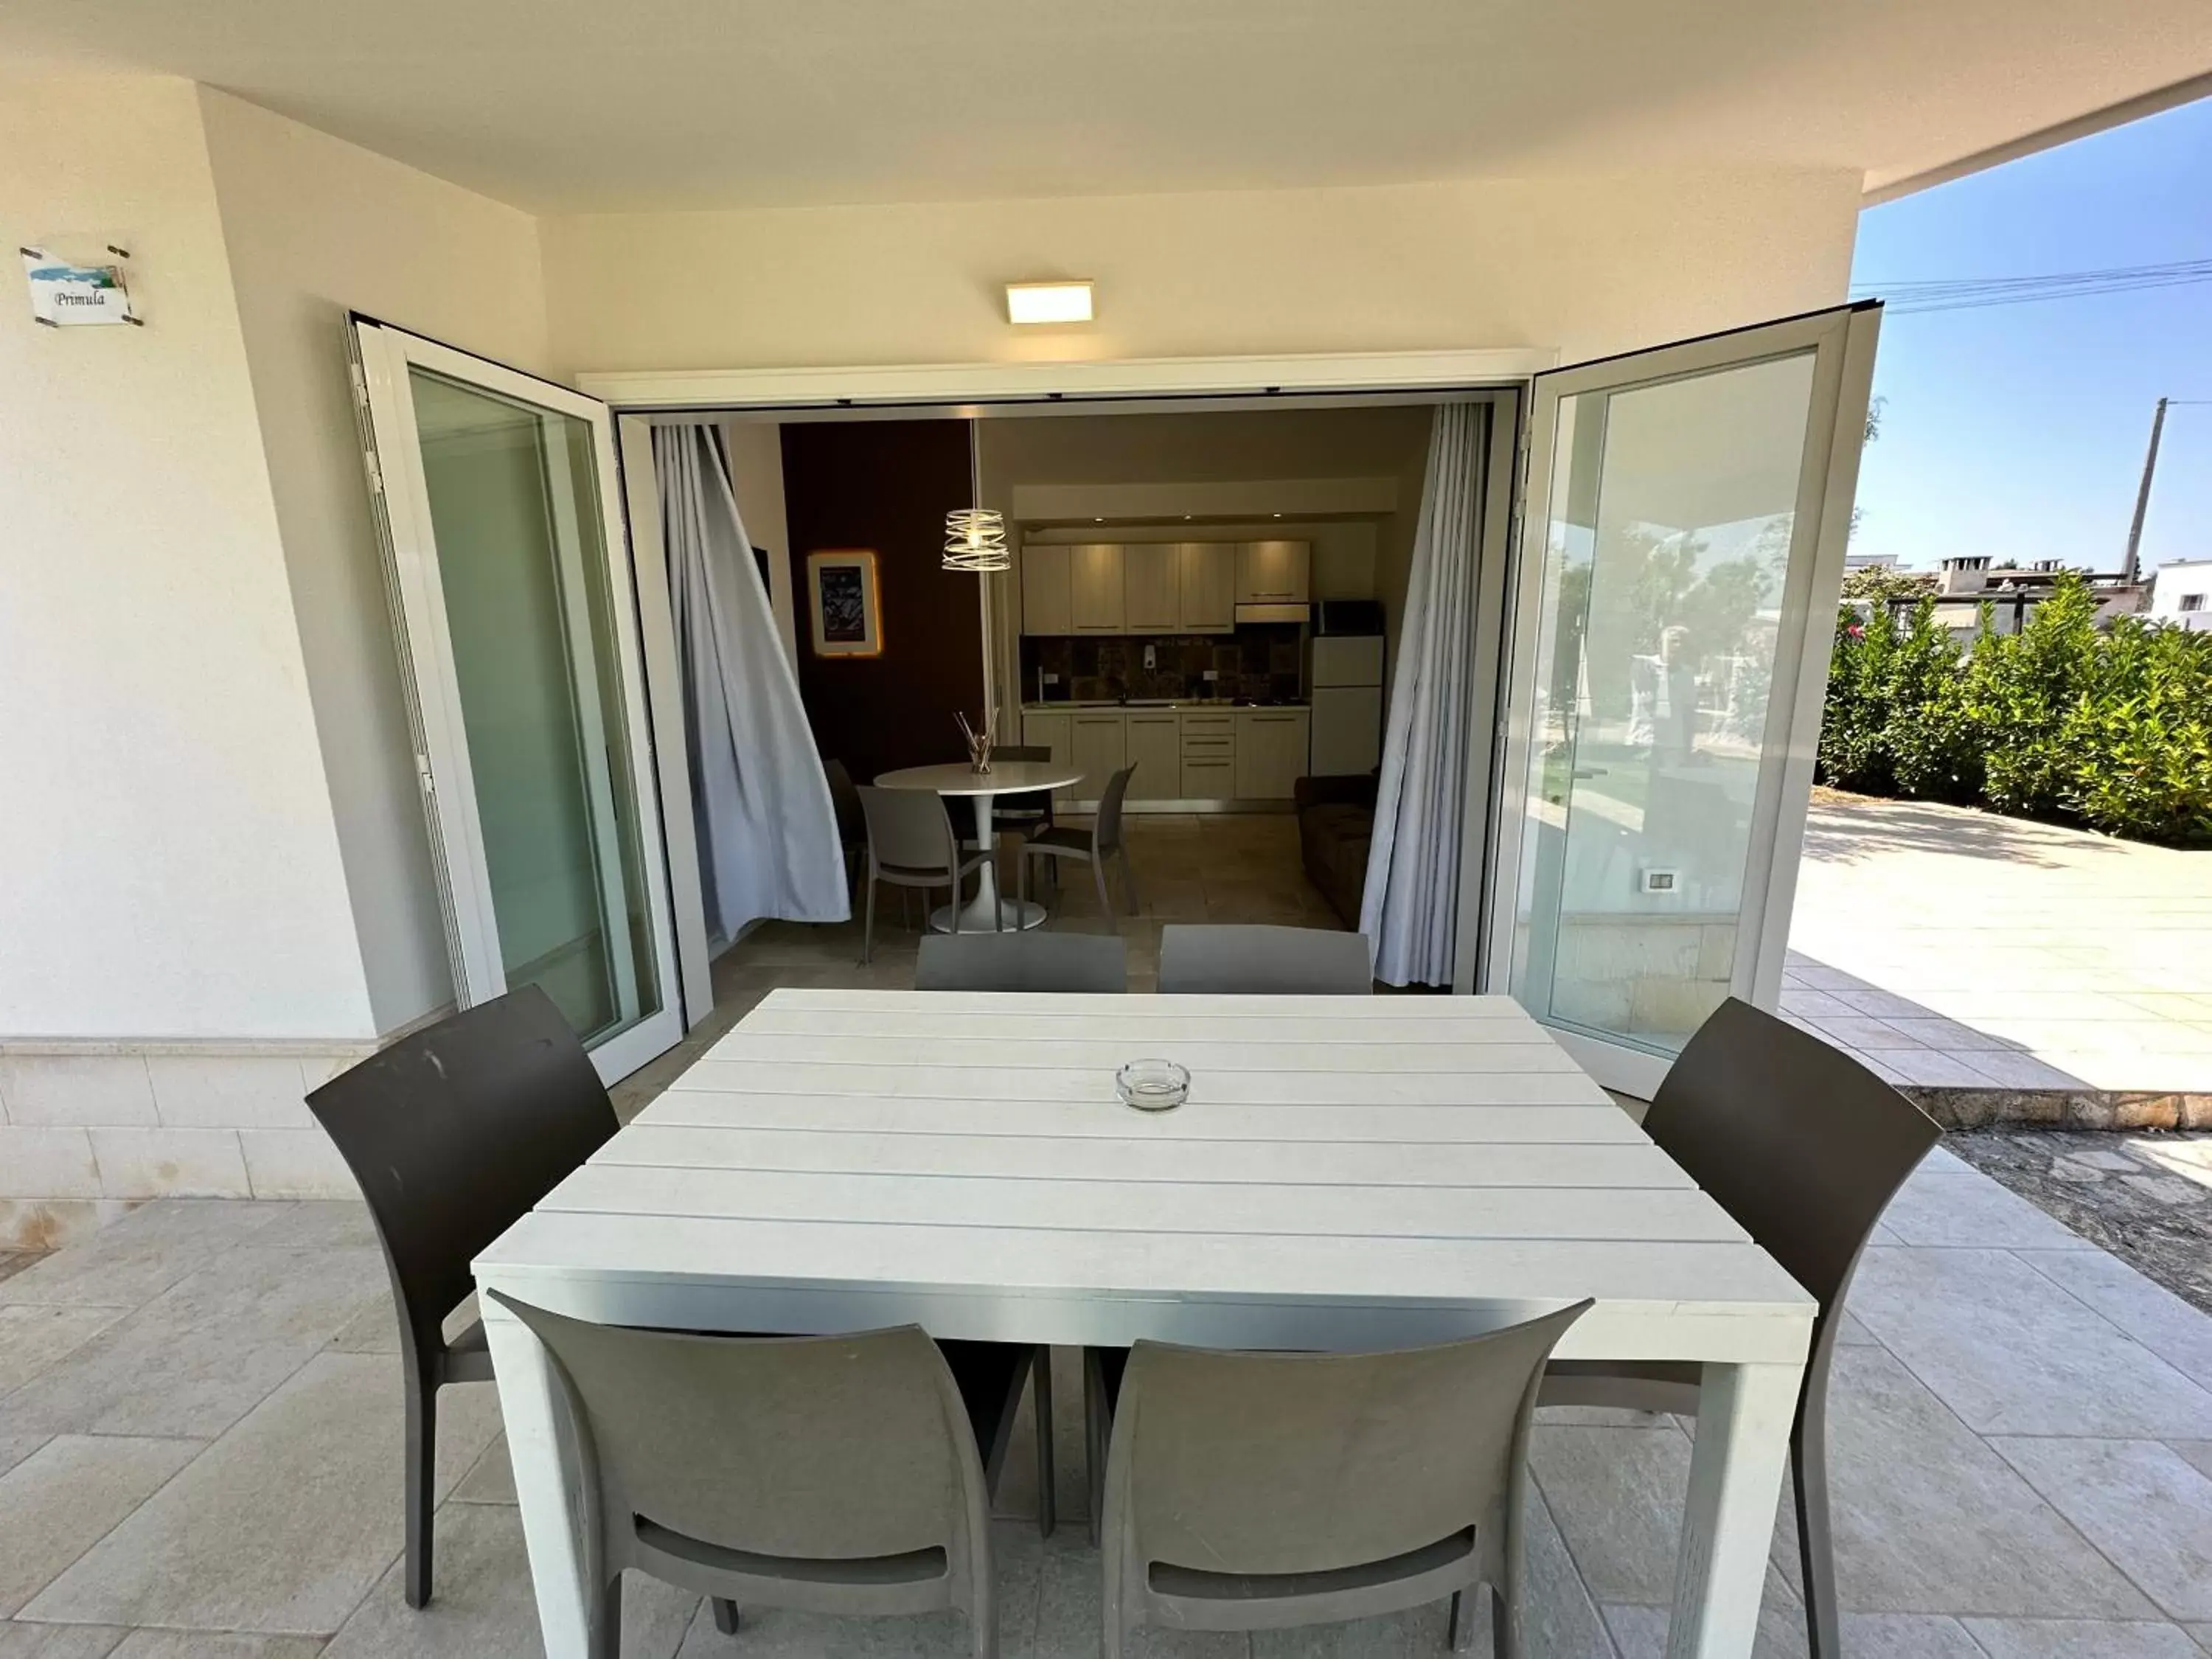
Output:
(874, 759), (1085, 933)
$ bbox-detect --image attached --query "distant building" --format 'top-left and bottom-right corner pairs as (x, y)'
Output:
(1845, 551), (1901, 571)
(2149, 559), (2212, 632)
(1917, 555), (2151, 637)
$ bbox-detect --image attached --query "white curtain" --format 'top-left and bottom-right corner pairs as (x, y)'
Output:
(1360, 402), (1487, 987)
(655, 424), (849, 945)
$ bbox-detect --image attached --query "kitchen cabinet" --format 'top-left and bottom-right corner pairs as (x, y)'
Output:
(1069, 711), (1127, 799)
(1176, 543), (1237, 632)
(1235, 540), (1311, 606)
(1018, 711), (1074, 808)
(1021, 546), (1072, 636)
(1123, 712), (1181, 801)
(1234, 707), (1311, 799)
(1069, 543), (1125, 633)
(1180, 710), (1236, 801)
(1121, 544), (1180, 633)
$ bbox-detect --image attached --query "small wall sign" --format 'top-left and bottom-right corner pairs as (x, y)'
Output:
(21, 246), (142, 327)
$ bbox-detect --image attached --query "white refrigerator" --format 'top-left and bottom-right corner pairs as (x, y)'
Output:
(1310, 633), (1385, 775)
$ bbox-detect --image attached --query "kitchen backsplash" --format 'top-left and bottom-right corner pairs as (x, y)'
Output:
(1022, 623), (1304, 704)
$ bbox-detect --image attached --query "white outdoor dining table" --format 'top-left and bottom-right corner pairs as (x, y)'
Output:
(476, 988), (1814, 1659)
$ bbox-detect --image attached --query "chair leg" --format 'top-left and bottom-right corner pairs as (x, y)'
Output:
(861, 874), (877, 965)
(1120, 846), (1140, 915)
(1794, 1410), (1842, 1659)
(1491, 1580), (1517, 1659)
(1449, 1588), (1475, 1653)
(403, 1364), (436, 1608)
(1084, 1348), (1110, 1548)
(1092, 857), (1113, 930)
(590, 1568), (623, 1659)
(1033, 1349), (1057, 1538)
(712, 1597), (741, 1635)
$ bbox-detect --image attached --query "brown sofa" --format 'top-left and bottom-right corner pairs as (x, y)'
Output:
(1295, 773), (1379, 928)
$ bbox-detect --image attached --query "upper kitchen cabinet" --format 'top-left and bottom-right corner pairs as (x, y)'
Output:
(1235, 540), (1312, 605)
(1021, 545), (1073, 636)
(1121, 543), (1180, 633)
(1177, 542), (1237, 633)
(1069, 543), (1125, 633)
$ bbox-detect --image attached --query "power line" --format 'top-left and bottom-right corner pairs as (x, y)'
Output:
(1850, 256), (2212, 314)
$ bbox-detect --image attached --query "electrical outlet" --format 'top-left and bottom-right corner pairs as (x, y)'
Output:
(1641, 869), (1679, 895)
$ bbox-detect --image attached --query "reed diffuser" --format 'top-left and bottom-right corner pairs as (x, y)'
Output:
(956, 710), (995, 774)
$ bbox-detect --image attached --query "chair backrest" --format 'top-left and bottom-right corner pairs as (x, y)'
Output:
(824, 757), (865, 846)
(487, 1293), (987, 1574)
(859, 785), (960, 875)
(1110, 1301), (1588, 1579)
(916, 931), (1129, 992)
(1094, 764), (1136, 851)
(305, 986), (616, 1363)
(1158, 924), (1373, 994)
(1646, 998), (1939, 1354)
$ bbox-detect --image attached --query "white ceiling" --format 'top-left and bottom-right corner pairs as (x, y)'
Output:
(6, 0), (2209, 214)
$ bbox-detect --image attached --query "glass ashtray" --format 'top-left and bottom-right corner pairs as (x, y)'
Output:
(1116, 1058), (1190, 1113)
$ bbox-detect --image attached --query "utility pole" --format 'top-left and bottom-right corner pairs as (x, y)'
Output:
(2122, 395), (2168, 587)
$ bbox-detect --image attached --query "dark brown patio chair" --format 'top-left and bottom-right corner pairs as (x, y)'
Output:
(305, 985), (618, 1608)
(1538, 996), (1940, 1659)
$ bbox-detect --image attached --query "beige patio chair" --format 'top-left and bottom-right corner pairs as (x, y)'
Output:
(1020, 764), (1139, 922)
(1101, 1302), (1591, 1658)
(857, 784), (994, 963)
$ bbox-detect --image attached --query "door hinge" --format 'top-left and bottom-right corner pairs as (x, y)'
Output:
(347, 361), (370, 412)
(363, 448), (383, 496)
(414, 754), (436, 797)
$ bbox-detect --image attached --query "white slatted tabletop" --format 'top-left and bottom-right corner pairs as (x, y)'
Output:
(478, 987), (1815, 1659)
(477, 988), (1812, 1363)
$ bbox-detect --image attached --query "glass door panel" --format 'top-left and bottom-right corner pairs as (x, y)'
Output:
(352, 321), (684, 1082)
(1489, 307), (1879, 1094)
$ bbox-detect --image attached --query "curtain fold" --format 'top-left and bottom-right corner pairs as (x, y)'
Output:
(655, 424), (849, 946)
(1359, 402), (1487, 987)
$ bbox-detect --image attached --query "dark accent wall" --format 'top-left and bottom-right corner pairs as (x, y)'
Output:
(780, 419), (982, 783)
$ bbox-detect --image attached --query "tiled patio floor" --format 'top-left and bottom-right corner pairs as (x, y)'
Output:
(1786, 793), (2212, 1095)
(3, 1178), (2210, 1652)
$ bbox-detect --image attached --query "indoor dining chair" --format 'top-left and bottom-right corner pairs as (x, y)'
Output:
(1101, 1301), (1591, 1658)
(857, 784), (995, 963)
(988, 743), (1057, 847)
(487, 1295), (999, 1658)
(305, 984), (617, 1609)
(1157, 922), (1373, 993)
(1538, 996), (1940, 1659)
(1020, 763), (1138, 922)
(916, 931), (1129, 992)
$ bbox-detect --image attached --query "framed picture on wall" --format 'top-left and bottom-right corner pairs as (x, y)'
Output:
(807, 549), (883, 657)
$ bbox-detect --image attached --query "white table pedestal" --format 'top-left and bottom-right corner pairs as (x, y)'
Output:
(933, 791), (1047, 933)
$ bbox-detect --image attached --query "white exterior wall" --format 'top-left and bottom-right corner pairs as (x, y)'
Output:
(198, 87), (551, 1036)
(2149, 559), (2212, 630)
(1, 79), (385, 1236)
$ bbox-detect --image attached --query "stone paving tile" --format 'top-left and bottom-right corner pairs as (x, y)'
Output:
(1876, 1171), (2093, 1251)
(1764, 1344), (2154, 1619)
(0, 1626), (129, 1658)
(2012, 1247), (2212, 1377)
(0, 1307), (130, 1397)
(21, 1356), (498, 1635)
(1848, 1247), (2212, 1439)
(1961, 1618), (2207, 1658)
(0, 1203), (288, 1310)
(0, 1246), (386, 1440)
(0, 1256), (41, 1287)
(105, 1635), (327, 1658)
(1989, 1438), (2212, 1621)
(0, 1437), (204, 1617)
(322, 1501), (696, 1659)
(0, 1439), (49, 1483)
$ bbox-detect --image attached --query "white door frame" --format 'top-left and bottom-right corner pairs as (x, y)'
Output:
(1479, 305), (1882, 1097)
(352, 319), (689, 1084)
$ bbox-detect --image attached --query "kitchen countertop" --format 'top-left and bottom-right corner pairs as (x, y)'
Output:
(1020, 700), (1310, 712)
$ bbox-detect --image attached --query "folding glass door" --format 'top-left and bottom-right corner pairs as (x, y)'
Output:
(1484, 306), (1882, 1096)
(350, 319), (685, 1083)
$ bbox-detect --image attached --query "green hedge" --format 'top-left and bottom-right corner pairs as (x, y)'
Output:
(1817, 573), (2212, 847)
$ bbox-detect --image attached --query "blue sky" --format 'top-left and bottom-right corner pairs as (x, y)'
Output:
(1848, 97), (2212, 574)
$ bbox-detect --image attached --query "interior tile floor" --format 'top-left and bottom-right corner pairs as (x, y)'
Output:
(2, 1151), (2209, 1657)
(1787, 793), (2212, 1094)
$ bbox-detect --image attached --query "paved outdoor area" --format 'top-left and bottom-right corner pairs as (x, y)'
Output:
(1, 1152), (2209, 1657)
(1785, 793), (2212, 1099)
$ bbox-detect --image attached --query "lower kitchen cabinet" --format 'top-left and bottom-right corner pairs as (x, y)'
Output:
(1234, 707), (1311, 799)
(1018, 712), (1073, 807)
(1069, 711), (1127, 801)
(1123, 713), (1180, 801)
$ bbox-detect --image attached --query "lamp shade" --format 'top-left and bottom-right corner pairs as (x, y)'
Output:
(943, 507), (1010, 572)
